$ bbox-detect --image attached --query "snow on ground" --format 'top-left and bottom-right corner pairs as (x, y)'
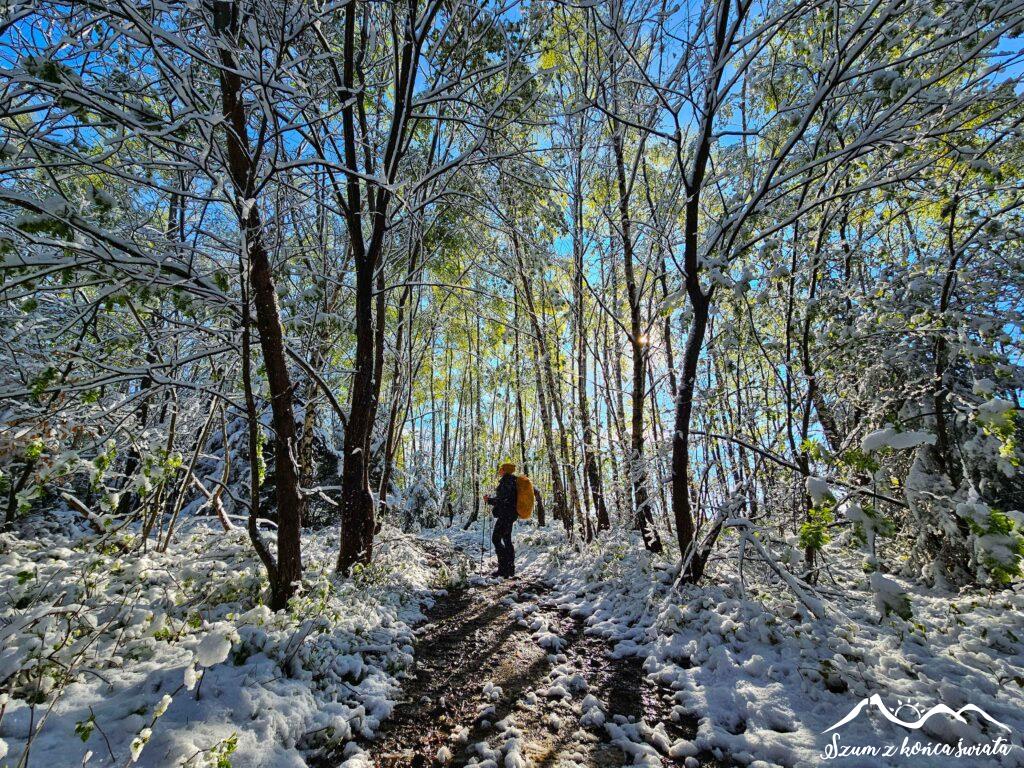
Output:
(0, 519), (456, 767)
(437, 523), (1024, 768)
(4, 513), (1023, 768)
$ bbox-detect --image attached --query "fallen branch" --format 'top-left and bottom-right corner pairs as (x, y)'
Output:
(60, 492), (106, 535)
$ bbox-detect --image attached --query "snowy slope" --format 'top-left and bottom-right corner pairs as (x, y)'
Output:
(0, 522), (455, 767)
(443, 524), (1024, 768)
(4, 515), (1022, 768)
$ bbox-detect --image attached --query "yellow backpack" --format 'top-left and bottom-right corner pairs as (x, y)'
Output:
(515, 475), (535, 520)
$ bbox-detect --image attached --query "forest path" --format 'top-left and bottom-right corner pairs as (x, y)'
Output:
(353, 543), (723, 768)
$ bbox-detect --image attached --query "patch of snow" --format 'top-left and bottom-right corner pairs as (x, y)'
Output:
(861, 425), (936, 452)
(193, 631), (233, 666)
(805, 476), (835, 505)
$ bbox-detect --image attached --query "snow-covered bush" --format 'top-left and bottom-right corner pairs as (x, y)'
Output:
(0, 522), (440, 766)
(391, 457), (442, 532)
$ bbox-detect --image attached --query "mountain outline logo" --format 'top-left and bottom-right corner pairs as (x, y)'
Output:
(823, 694), (1011, 734)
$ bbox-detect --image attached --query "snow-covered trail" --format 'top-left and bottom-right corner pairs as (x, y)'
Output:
(331, 550), (727, 767)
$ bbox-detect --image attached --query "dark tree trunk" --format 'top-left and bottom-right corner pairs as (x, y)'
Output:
(670, 0), (732, 580)
(213, 0), (303, 610)
(933, 194), (963, 487)
(672, 293), (709, 577)
(611, 127), (662, 553)
(571, 144), (609, 533)
(513, 241), (570, 532)
(514, 301), (546, 527)
(334, 0), (432, 573)
(337, 256), (378, 573)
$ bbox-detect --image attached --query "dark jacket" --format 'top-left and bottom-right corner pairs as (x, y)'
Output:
(486, 473), (518, 519)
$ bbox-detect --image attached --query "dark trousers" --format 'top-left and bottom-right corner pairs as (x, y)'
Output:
(492, 514), (516, 576)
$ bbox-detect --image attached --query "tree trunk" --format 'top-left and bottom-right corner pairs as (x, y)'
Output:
(539, 275), (582, 530)
(514, 301), (547, 527)
(239, 190), (304, 609)
(611, 126), (662, 553)
(334, 0), (429, 572)
(672, 293), (709, 576)
(337, 255), (377, 573)
(670, 0), (731, 578)
(571, 149), (609, 533)
(213, 0), (303, 610)
(512, 238), (570, 532)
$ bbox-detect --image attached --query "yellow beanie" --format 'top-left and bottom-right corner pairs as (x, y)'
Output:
(498, 462), (516, 476)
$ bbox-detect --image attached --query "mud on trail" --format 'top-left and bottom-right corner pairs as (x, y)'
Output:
(336, 560), (728, 767)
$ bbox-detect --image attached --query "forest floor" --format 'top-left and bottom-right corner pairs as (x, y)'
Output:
(330, 527), (1024, 768)
(344, 542), (719, 768)
(3, 519), (1022, 768)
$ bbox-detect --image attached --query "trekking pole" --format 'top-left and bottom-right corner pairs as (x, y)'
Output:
(482, 506), (490, 575)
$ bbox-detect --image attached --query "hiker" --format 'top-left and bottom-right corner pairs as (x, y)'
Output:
(484, 462), (519, 578)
